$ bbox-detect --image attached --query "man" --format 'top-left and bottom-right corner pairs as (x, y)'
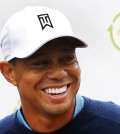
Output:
(0, 6), (120, 134)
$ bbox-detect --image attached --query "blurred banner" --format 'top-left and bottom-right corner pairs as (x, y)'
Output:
(0, 0), (120, 119)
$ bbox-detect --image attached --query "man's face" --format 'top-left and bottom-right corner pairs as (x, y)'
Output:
(13, 38), (81, 117)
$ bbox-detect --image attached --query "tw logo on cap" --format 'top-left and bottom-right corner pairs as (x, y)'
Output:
(37, 14), (54, 30)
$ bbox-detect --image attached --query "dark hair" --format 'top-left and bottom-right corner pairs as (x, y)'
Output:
(9, 58), (16, 65)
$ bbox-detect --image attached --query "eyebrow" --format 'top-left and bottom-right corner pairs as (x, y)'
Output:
(62, 47), (75, 51)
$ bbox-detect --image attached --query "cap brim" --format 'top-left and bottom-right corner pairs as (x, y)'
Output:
(64, 36), (88, 48)
(9, 35), (87, 61)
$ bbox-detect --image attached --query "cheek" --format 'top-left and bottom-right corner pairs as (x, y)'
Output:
(66, 62), (81, 86)
(15, 70), (39, 90)
(16, 72), (40, 101)
(71, 63), (81, 78)
(71, 63), (81, 87)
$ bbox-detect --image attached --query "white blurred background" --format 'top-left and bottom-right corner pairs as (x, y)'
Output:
(0, 0), (120, 119)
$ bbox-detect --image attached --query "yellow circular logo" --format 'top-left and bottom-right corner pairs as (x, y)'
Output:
(108, 13), (120, 51)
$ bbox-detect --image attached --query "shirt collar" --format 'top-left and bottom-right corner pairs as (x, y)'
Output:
(17, 93), (84, 130)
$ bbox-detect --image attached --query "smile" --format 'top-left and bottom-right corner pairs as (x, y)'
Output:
(45, 86), (67, 95)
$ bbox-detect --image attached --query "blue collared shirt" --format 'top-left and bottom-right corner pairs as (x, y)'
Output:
(17, 94), (84, 130)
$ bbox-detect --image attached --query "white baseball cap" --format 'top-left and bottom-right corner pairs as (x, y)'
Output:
(0, 6), (87, 61)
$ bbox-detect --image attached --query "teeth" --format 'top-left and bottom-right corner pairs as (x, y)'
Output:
(45, 86), (67, 94)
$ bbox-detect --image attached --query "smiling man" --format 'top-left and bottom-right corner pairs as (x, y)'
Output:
(0, 6), (120, 134)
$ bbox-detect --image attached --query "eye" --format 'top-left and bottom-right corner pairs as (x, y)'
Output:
(65, 56), (74, 62)
(28, 59), (50, 68)
(61, 55), (76, 65)
(35, 60), (49, 65)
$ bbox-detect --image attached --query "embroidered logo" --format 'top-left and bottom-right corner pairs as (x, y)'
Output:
(37, 14), (54, 30)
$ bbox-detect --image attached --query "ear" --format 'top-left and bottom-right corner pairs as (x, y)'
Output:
(0, 61), (17, 86)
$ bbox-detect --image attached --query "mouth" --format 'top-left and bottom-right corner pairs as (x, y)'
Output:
(41, 84), (71, 103)
(44, 85), (69, 95)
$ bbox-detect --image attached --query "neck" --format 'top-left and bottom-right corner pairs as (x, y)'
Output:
(22, 100), (75, 133)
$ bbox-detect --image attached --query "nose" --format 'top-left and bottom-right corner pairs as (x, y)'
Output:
(47, 65), (67, 80)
